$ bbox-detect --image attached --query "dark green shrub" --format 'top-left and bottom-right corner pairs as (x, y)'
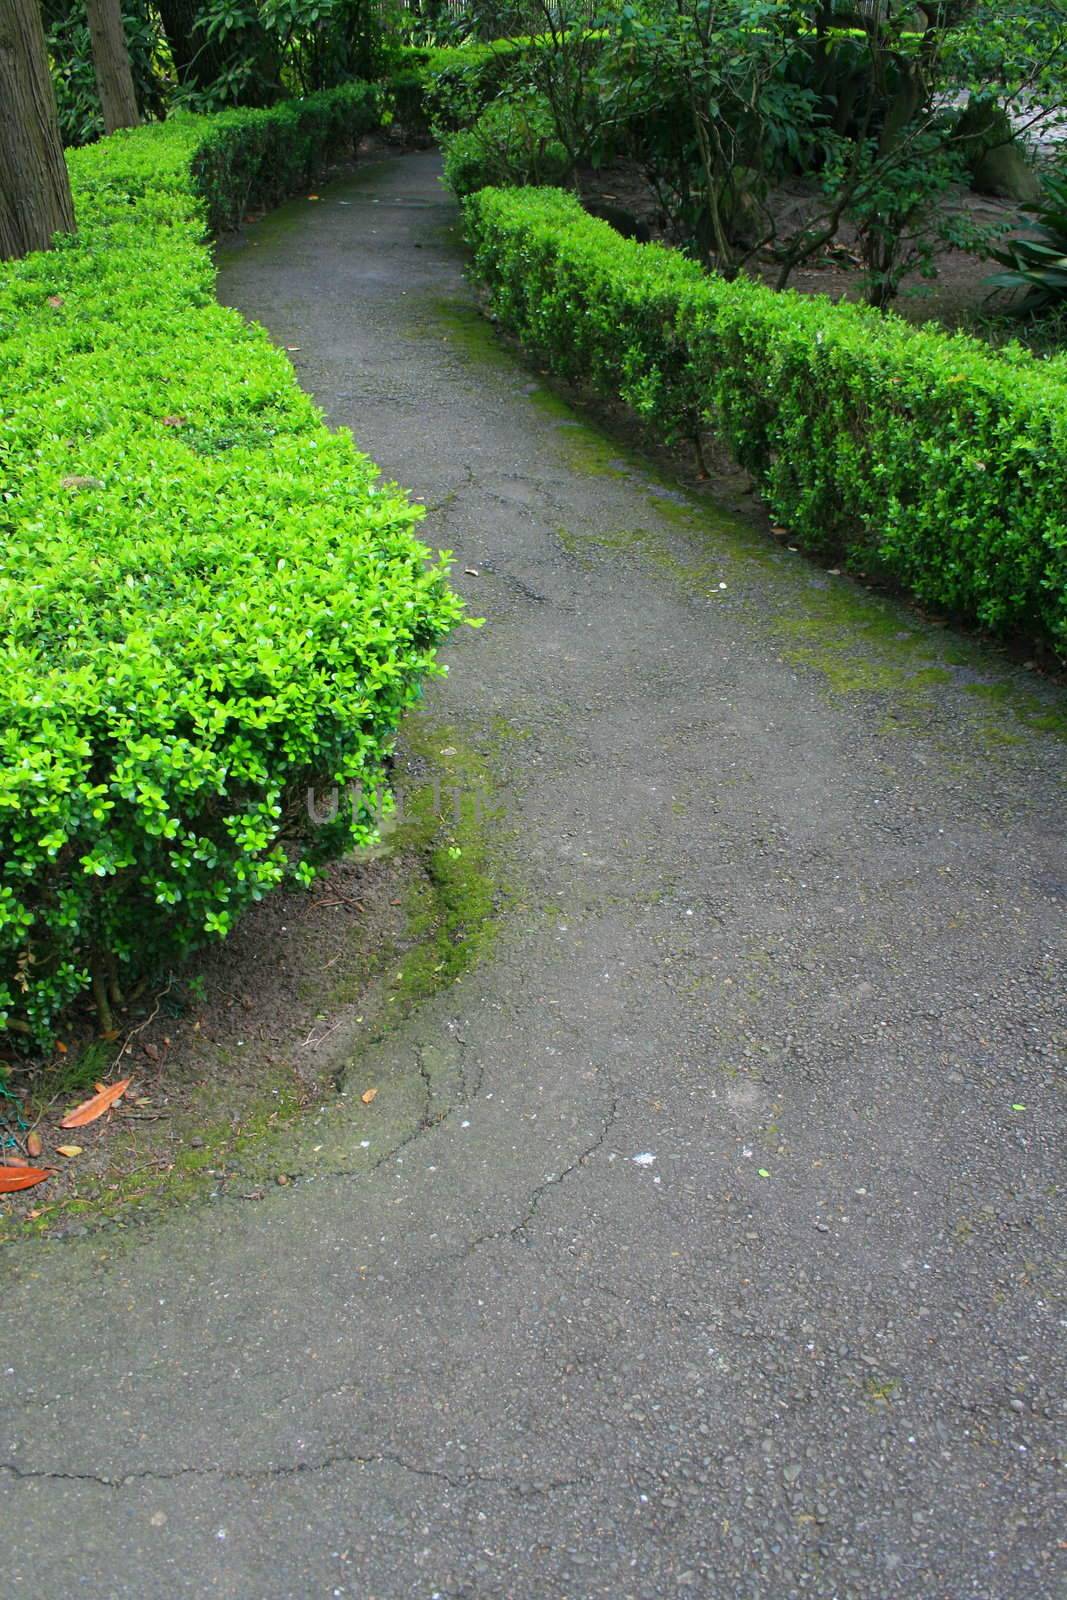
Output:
(988, 171), (1067, 316)
(442, 92), (572, 198)
(0, 90), (463, 1046)
(390, 40), (528, 140)
(464, 185), (1067, 652)
(44, 0), (170, 147)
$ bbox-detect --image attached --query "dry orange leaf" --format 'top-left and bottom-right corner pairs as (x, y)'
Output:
(56, 1144), (83, 1158)
(0, 1166), (52, 1193)
(361, 1088), (378, 1105)
(60, 1076), (131, 1128)
(26, 1131), (43, 1158)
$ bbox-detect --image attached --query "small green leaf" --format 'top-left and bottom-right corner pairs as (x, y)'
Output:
(757, 1168), (770, 1179)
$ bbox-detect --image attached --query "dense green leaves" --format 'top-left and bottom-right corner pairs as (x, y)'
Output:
(0, 88), (463, 1045)
(464, 184), (1067, 652)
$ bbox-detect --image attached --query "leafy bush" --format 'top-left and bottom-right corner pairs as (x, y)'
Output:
(0, 88), (463, 1045)
(464, 185), (1067, 652)
(389, 39), (529, 139)
(988, 170), (1067, 316)
(442, 91), (572, 198)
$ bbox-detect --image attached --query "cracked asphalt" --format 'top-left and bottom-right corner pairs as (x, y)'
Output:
(1, 151), (1064, 1599)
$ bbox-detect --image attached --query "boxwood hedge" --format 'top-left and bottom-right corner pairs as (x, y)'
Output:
(463, 185), (1067, 654)
(0, 86), (464, 1046)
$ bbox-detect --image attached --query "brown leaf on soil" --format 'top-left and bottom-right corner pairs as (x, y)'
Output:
(26, 1131), (43, 1158)
(56, 1144), (83, 1158)
(0, 1166), (52, 1193)
(60, 1077), (132, 1128)
(361, 1088), (378, 1104)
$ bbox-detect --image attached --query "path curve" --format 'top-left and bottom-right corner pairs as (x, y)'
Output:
(1, 151), (1063, 1600)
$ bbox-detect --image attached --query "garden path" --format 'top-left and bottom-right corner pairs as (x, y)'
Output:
(2, 150), (1063, 1599)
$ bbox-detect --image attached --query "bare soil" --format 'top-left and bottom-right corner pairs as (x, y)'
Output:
(577, 159), (1044, 342)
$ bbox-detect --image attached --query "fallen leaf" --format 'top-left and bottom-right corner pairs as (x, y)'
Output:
(757, 1168), (771, 1178)
(161, 414), (186, 427)
(0, 1166), (52, 1193)
(61, 474), (105, 492)
(142, 1042), (160, 1062)
(47, 294), (64, 308)
(56, 1145), (83, 1158)
(55, 1041), (68, 1054)
(60, 1076), (132, 1128)
(361, 1088), (378, 1105)
(464, 568), (480, 576)
(1012, 1103), (1027, 1111)
(26, 1131), (43, 1158)
(307, 194), (320, 200)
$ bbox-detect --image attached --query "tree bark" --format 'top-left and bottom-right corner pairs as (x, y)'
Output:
(85, 0), (140, 133)
(155, 0), (229, 92)
(0, 0), (76, 260)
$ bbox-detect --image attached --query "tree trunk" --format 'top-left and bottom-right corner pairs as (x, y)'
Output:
(155, 0), (229, 92)
(0, 0), (76, 260)
(85, 0), (139, 133)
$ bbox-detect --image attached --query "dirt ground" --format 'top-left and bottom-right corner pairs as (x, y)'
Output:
(0, 723), (496, 1237)
(577, 159), (1046, 340)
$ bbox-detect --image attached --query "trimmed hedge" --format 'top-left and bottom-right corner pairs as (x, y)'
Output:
(463, 186), (1067, 653)
(0, 87), (464, 1045)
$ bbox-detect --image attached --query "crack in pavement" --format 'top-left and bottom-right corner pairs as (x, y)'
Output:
(464, 1074), (621, 1254)
(0, 1453), (585, 1499)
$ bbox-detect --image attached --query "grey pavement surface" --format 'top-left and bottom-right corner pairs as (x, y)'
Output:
(1, 150), (1064, 1599)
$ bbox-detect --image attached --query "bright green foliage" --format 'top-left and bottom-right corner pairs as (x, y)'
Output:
(0, 88), (464, 1045)
(464, 185), (1067, 652)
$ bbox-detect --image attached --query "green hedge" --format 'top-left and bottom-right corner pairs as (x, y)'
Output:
(463, 186), (1067, 653)
(0, 87), (463, 1046)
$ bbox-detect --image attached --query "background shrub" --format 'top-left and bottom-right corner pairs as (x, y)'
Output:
(442, 91), (571, 198)
(464, 185), (1067, 653)
(0, 90), (463, 1046)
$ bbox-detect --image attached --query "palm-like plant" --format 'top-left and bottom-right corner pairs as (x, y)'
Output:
(987, 171), (1067, 314)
